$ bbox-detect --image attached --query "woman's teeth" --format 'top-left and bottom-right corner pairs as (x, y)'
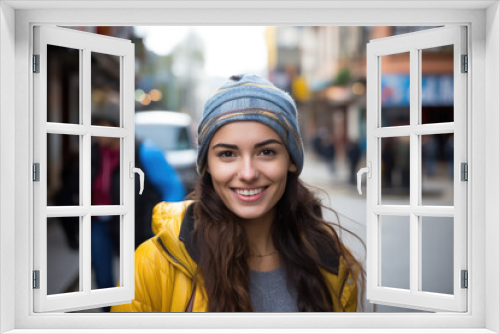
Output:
(235, 188), (264, 196)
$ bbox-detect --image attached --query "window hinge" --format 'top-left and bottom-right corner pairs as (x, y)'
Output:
(461, 270), (468, 289)
(33, 270), (40, 289)
(461, 162), (468, 181)
(33, 54), (40, 73)
(33, 163), (40, 182)
(461, 54), (468, 73)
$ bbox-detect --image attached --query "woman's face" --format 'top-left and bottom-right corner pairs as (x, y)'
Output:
(207, 121), (297, 223)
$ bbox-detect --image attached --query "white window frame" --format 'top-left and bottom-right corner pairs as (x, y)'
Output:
(0, 1), (499, 333)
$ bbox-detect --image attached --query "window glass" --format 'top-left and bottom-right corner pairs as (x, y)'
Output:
(91, 52), (121, 127)
(421, 134), (454, 206)
(421, 217), (454, 294)
(47, 133), (80, 206)
(380, 52), (410, 127)
(91, 215), (121, 290)
(381, 137), (410, 205)
(421, 45), (454, 124)
(91, 137), (121, 206)
(380, 215), (410, 290)
(47, 44), (80, 124)
(48, 217), (80, 295)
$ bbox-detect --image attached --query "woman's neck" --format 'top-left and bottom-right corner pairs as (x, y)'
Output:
(242, 211), (280, 272)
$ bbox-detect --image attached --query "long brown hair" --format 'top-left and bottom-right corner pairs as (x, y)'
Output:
(188, 171), (365, 312)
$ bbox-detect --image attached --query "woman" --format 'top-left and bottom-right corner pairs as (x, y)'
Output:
(111, 74), (365, 312)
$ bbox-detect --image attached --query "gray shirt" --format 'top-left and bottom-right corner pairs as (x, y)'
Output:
(249, 266), (299, 312)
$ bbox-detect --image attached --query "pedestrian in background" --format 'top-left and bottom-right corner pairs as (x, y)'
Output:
(347, 140), (360, 185)
(312, 127), (336, 172)
(112, 74), (365, 313)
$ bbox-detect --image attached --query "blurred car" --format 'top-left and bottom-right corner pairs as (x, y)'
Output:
(135, 111), (199, 193)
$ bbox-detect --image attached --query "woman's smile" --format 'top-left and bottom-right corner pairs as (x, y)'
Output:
(232, 186), (268, 201)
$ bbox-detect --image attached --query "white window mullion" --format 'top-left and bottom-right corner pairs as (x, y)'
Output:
(82, 214), (91, 294)
(81, 46), (92, 296)
(78, 47), (84, 293)
(90, 126), (130, 138)
(119, 55), (125, 287)
(45, 123), (131, 138)
(372, 125), (411, 137)
(122, 45), (135, 291)
(46, 205), (130, 217)
(372, 205), (411, 215)
(411, 206), (455, 217)
(409, 47), (419, 295)
(453, 26), (468, 311)
(373, 123), (454, 138)
(376, 214), (382, 290)
(33, 27), (49, 310)
(413, 123), (454, 135)
(46, 123), (87, 135)
(372, 205), (455, 217)
(365, 46), (379, 302)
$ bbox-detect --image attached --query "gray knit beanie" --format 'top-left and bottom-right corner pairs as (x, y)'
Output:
(197, 74), (304, 175)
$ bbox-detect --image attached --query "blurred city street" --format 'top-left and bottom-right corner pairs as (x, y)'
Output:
(45, 25), (456, 313)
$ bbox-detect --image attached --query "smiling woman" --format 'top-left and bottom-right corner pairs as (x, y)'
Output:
(111, 74), (365, 313)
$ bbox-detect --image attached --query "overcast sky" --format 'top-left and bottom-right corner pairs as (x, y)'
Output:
(134, 26), (268, 77)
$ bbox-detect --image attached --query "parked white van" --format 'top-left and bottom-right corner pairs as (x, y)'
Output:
(135, 111), (198, 192)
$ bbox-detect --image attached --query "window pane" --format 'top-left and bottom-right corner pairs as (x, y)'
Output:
(47, 45), (80, 124)
(47, 133), (80, 206)
(421, 217), (454, 294)
(91, 137), (121, 205)
(48, 217), (80, 295)
(380, 215), (410, 290)
(91, 216), (120, 291)
(380, 52), (410, 127)
(91, 52), (121, 127)
(421, 45), (454, 124)
(381, 137), (410, 205)
(421, 134), (454, 206)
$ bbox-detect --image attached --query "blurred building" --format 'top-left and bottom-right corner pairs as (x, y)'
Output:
(266, 26), (453, 180)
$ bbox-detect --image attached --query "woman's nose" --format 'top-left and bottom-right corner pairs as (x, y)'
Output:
(238, 157), (259, 181)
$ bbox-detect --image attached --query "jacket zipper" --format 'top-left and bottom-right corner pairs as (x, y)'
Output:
(156, 237), (192, 277)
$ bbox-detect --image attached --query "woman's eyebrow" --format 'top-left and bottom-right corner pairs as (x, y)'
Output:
(212, 143), (238, 150)
(254, 139), (283, 148)
(212, 139), (282, 150)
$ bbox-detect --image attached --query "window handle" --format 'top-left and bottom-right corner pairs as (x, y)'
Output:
(129, 162), (145, 195)
(357, 162), (371, 195)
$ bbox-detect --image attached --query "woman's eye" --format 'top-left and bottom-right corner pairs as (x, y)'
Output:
(218, 151), (235, 158)
(260, 149), (275, 156)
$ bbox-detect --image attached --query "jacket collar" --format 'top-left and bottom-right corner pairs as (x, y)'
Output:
(178, 203), (199, 263)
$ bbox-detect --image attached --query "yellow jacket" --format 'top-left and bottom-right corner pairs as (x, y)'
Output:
(111, 201), (358, 312)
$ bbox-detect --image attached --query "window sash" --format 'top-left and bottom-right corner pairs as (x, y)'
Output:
(32, 25), (135, 312)
(365, 26), (467, 312)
